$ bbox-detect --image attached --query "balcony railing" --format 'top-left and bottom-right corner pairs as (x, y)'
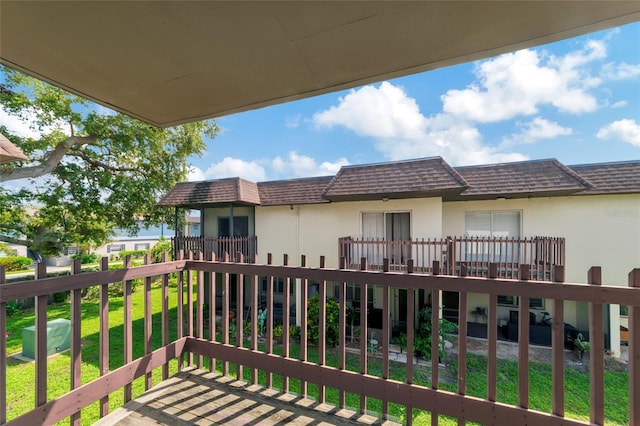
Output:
(0, 252), (638, 425)
(172, 235), (258, 262)
(339, 236), (565, 281)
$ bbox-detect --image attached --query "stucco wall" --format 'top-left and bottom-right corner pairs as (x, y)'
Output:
(442, 193), (639, 355)
(256, 197), (443, 268)
(442, 194), (639, 285)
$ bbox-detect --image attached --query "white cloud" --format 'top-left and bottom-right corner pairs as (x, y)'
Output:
(500, 117), (572, 148)
(271, 151), (349, 178)
(441, 40), (607, 122)
(611, 100), (627, 109)
(601, 62), (640, 80)
(313, 82), (427, 140)
(189, 157), (267, 182)
(313, 82), (527, 165)
(596, 119), (640, 147)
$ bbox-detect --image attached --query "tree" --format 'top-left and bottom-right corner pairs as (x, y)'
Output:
(0, 66), (217, 255)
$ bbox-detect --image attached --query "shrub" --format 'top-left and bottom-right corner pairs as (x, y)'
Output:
(307, 293), (341, 347)
(401, 306), (458, 361)
(119, 249), (148, 259)
(150, 237), (172, 263)
(0, 256), (32, 272)
(71, 253), (99, 264)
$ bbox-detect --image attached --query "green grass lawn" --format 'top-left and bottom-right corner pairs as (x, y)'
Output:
(4, 283), (629, 426)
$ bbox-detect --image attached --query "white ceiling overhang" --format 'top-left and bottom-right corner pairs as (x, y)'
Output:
(2, 1), (639, 127)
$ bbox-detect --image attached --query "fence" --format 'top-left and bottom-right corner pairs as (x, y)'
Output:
(0, 252), (638, 425)
(172, 236), (258, 262)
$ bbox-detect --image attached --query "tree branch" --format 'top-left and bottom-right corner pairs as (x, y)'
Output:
(68, 149), (140, 173)
(0, 135), (97, 183)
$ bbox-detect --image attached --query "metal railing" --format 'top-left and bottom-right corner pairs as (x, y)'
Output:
(339, 236), (565, 280)
(0, 252), (638, 425)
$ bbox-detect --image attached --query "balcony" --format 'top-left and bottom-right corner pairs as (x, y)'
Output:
(0, 252), (638, 425)
(172, 236), (258, 262)
(339, 236), (565, 281)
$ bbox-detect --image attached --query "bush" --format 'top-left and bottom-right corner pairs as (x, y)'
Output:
(150, 237), (172, 263)
(404, 306), (458, 361)
(119, 249), (148, 259)
(307, 293), (341, 347)
(71, 253), (99, 264)
(0, 256), (32, 272)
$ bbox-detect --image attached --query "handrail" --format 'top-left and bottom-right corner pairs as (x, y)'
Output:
(0, 253), (637, 426)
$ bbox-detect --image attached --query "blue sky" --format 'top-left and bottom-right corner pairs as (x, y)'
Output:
(188, 22), (640, 183)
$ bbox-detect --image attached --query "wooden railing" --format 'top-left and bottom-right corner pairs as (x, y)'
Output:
(0, 252), (638, 425)
(172, 235), (258, 262)
(339, 236), (565, 280)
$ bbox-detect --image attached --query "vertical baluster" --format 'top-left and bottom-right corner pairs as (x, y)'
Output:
(300, 255), (308, 397)
(431, 261), (440, 426)
(629, 269), (640, 425)
(588, 267), (604, 424)
(487, 264), (498, 403)
(222, 252), (230, 376)
(99, 257), (110, 417)
(266, 253), (274, 388)
(162, 252), (170, 380)
(144, 254), (153, 389)
(381, 259), (390, 419)
(457, 289), (468, 426)
(318, 256), (327, 403)
(282, 254), (290, 393)
(518, 264), (530, 409)
(177, 251), (184, 371)
(251, 254), (259, 384)
(70, 258), (82, 425)
(552, 265), (565, 417)
(208, 252), (216, 373)
(236, 252), (244, 381)
(123, 255), (133, 402)
(338, 257), (347, 409)
(406, 261), (415, 424)
(34, 262), (48, 409)
(186, 251), (194, 367)
(359, 257), (368, 415)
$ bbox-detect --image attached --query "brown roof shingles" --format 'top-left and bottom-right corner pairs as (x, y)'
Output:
(452, 159), (593, 199)
(258, 176), (333, 206)
(569, 160), (640, 195)
(322, 157), (468, 201)
(157, 177), (260, 207)
(158, 158), (639, 208)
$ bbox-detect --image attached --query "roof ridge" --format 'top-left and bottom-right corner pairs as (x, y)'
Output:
(551, 159), (594, 190)
(437, 157), (470, 188)
(569, 159), (640, 168)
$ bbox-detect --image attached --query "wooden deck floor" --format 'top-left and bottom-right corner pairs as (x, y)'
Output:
(94, 369), (400, 426)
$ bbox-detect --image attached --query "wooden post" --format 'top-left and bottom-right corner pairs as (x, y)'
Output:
(588, 267), (604, 425)
(552, 265), (565, 417)
(70, 258), (82, 425)
(629, 269), (640, 425)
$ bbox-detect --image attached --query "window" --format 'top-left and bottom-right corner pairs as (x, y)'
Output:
(218, 216), (249, 237)
(464, 210), (521, 263)
(107, 244), (125, 253)
(134, 243), (150, 251)
(63, 246), (79, 256)
(361, 212), (411, 264)
(498, 295), (544, 310)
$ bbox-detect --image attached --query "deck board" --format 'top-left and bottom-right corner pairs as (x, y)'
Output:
(94, 369), (399, 426)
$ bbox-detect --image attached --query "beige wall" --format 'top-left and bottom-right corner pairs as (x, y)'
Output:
(443, 193), (639, 355)
(442, 194), (640, 285)
(256, 197), (443, 268)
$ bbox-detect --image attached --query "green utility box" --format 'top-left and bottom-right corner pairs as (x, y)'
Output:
(22, 319), (71, 359)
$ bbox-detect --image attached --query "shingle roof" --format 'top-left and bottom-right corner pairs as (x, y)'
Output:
(451, 159), (593, 200)
(157, 177), (260, 207)
(569, 160), (640, 195)
(0, 133), (28, 163)
(258, 176), (333, 206)
(322, 157), (469, 202)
